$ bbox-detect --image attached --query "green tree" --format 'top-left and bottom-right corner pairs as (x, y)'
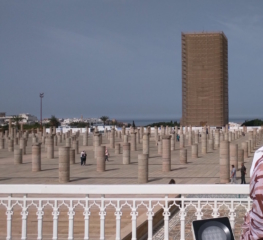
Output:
(100, 116), (109, 127)
(49, 115), (60, 128)
(12, 115), (24, 129)
(241, 119), (263, 126)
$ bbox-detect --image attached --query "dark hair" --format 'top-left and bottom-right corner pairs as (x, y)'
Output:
(232, 165), (234, 168)
(169, 179), (176, 184)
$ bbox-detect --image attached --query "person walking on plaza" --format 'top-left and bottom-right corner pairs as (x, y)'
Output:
(105, 147), (109, 162)
(241, 163), (246, 184)
(80, 150), (85, 166)
(83, 151), (87, 165)
(230, 165), (236, 184)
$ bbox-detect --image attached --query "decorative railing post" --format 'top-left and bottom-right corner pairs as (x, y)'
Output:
(180, 196), (186, 240)
(195, 200), (203, 220)
(146, 201), (154, 240)
(99, 195), (106, 240)
(52, 200), (59, 240)
(229, 200), (236, 229)
(115, 200), (122, 240)
(36, 200), (44, 240)
(163, 196), (170, 240)
(83, 195), (90, 240)
(6, 195), (13, 240)
(212, 200), (220, 218)
(68, 200), (75, 240)
(131, 200), (138, 240)
(21, 195), (28, 240)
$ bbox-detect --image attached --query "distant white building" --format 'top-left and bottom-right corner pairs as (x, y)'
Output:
(19, 113), (38, 124)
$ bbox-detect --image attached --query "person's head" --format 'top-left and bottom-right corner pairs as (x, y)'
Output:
(232, 165), (234, 168)
(241, 163), (244, 166)
(169, 179), (176, 184)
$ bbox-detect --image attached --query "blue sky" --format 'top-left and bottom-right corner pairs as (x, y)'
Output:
(0, 0), (263, 120)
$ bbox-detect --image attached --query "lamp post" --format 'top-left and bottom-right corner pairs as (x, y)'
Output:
(40, 93), (44, 126)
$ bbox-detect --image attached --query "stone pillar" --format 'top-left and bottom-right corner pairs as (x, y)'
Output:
(66, 138), (71, 147)
(138, 154), (148, 183)
(8, 139), (14, 152)
(242, 142), (248, 159)
(136, 129), (140, 144)
(188, 131), (192, 146)
(54, 135), (57, 146)
(32, 143), (41, 172)
(19, 138), (26, 154)
(208, 139), (213, 153)
(220, 141), (230, 184)
(8, 119), (12, 132)
(195, 131), (199, 144)
(0, 138), (5, 149)
(143, 133), (150, 156)
(179, 133), (184, 149)
(238, 149), (244, 167)
(147, 126), (151, 136)
(123, 143), (130, 164)
(158, 138), (162, 155)
(162, 135), (171, 172)
(83, 128), (89, 146)
(14, 149), (22, 164)
(20, 123), (24, 132)
(214, 130), (220, 149)
(115, 143), (120, 154)
(110, 128), (115, 149)
(58, 134), (62, 143)
(180, 149), (187, 164)
(171, 132), (175, 151)
(230, 143), (238, 170)
(201, 131), (207, 155)
(59, 147), (70, 183)
(123, 135), (128, 143)
(46, 135), (54, 159)
(191, 144), (198, 158)
(130, 132), (137, 151)
(72, 140), (79, 154)
(154, 126), (158, 143)
(69, 149), (75, 164)
(97, 146), (105, 172)
(93, 132), (101, 158)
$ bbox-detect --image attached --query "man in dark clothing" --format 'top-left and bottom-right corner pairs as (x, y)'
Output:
(241, 163), (246, 184)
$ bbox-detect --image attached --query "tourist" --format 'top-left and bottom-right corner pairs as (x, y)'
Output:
(80, 150), (85, 165)
(241, 163), (246, 184)
(105, 147), (109, 162)
(230, 165), (236, 184)
(240, 154), (263, 239)
(83, 151), (87, 165)
(169, 179), (176, 184)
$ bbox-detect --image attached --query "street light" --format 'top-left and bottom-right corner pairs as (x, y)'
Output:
(40, 93), (44, 126)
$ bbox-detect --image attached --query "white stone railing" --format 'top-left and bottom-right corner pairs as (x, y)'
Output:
(0, 184), (250, 240)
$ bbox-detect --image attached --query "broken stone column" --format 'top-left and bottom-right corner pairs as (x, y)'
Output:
(208, 139), (213, 153)
(230, 143), (238, 170)
(180, 149), (187, 164)
(201, 131), (207, 155)
(72, 140), (79, 154)
(214, 130), (220, 149)
(115, 143), (120, 154)
(19, 138), (26, 155)
(130, 132), (137, 151)
(154, 126), (158, 143)
(14, 148), (22, 164)
(8, 139), (14, 152)
(158, 138), (162, 155)
(123, 135), (128, 143)
(180, 133), (184, 149)
(32, 143), (41, 172)
(188, 130), (192, 146)
(136, 129), (140, 144)
(162, 135), (171, 172)
(171, 132), (175, 151)
(69, 149), (75, 164)
(110, 128), (115, 149)
(138, 154), (148, 183)
(143, 133), (150, 156)
(195, 131), (199, 144)
(242, 142), (248, 159)
(97, 146), (105, 172)
(59, 147), (70, 183)
(66, 138), (71, 147)
(93, 132), (101, 158)
(220, 141), (230, 184)
(238, 149), (244, 167)
(191, 144), (198, 158)
(46, 135), (54, 159)
(0, 138), (5, 149)
(83, 129), (89, 146)
(123, 142), (130, 164)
